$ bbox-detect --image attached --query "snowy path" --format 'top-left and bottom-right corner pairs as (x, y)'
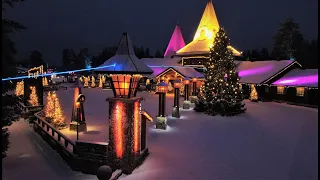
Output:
(2, 120), (96, 180)
(11, 86), (317, 180)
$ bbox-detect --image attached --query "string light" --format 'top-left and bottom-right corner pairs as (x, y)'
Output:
(15, 80), (24, 96)
(91, 76), (96, 88)
(29, 86), (39, 106)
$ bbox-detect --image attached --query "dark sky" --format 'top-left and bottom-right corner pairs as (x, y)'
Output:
(3, 0), (318, 65)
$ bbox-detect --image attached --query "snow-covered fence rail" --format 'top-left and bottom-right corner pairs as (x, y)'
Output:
(34, 111), (76, 151)
(17, 101), (44, 117)
(33, 111), (80, 170)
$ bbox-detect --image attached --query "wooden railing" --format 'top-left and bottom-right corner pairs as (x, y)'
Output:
(34, 111), (75, 152)
(17, 101), (44, 113)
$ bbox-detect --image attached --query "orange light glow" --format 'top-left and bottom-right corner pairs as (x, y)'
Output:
(76, 102), (80, 108)
(192, 78), (197, 82)
(133, 101), (140, 153)
(184, 80), (190, 85)
(74, 88), (79, 105)
(115, 103), (123, 158)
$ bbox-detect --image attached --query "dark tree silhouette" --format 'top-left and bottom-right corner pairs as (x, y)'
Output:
(29, 50), (44, 67)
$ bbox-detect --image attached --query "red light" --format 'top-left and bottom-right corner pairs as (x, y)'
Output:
(114, 102), (124, 158)
(133, 101), (140, 153)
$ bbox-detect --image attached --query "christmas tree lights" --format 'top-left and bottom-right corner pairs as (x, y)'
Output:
(249, 85), (258, 102)
(45, 91), (55, 118)
(53, 96), (65, 127)
(84, 77), (89, 87)
(194, 28), (246, 116)
(29, 86), (39, 106)
(15, 81), (24, 96)
(91, 76), (96, 87)
(43, 77), (48, 86)
(99, 77), (103, 88)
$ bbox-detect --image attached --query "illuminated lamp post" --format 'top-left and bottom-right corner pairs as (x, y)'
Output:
(97, 33), (154, 173)
(155, 82), (168, 130)
(190, 78), (198, 103)
(70, 78), (87, 133)
(182, 77), (191, 109)
(172, 79), (181, 118)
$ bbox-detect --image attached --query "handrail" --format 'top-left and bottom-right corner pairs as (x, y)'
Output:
(34, 111), (76, 148)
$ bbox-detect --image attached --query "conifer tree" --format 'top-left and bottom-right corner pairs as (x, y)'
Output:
(99, 77), (103, 88)
(91, 76), (96, 87)
(53, 94), (66, 127)
(29, 86), (39, 106)
(195, 28), (246, 116)
(45, 92), (55, 118)
(249, 85), (258, 102)
(84, 77), (89, 87)
(15, 81), (24, 96)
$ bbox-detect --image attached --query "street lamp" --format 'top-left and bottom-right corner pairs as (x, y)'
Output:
(183, 77), (191, 109)
(190, 78), (198, 103)
(155, 82), (168, 130)
(172, 79), (181, 118)
(96, 32), (153, 172)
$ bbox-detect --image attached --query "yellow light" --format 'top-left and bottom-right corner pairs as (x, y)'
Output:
(15, 81), (24, 96)
(91, 76), (96, 87)
(29, 86), (39, 106)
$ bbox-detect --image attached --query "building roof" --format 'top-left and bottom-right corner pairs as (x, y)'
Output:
(175, 0), (241, 56)
(164, 25), (186, 57)
(236, 60), (299, 84)
(272, 69), (318, 88)
(96, 33), (153, 74)
(140, 57), (203, 78)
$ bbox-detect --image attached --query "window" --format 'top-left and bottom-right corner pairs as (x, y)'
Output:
(265, 86), (269, 93)
(277, 86), (285, 95)
(296, 87), (305, 97)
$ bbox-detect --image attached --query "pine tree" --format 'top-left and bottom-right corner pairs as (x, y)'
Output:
(15, 81), (24, 96)
(91, 76), (96, 87)
(99, 77), (103, 88)
(53, 95), (66, 127)
(249, 85), (258, 102)
(29, 86), (39, 106)
(84, 77), (89, 87)
(195, 28), (246, 116)
(45, 92), (55, 118)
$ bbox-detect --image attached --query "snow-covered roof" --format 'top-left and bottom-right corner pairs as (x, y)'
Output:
(164, 25), (186, 57)
(236, 60), (298, 84)
(272, 69), (318, 88)
(96, 33), (153, 74)
(140, 57), (203, 78)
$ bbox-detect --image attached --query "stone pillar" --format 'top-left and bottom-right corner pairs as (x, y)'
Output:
(172, 88), (180, 118)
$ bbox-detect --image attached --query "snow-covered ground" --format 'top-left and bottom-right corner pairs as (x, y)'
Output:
(48, 85), (318, 179)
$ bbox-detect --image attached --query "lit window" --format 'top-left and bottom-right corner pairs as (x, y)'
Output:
(277, 86), (285, 95)
(296, 87), (305, 97)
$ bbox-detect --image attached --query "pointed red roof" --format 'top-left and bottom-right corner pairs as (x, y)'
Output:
(164, 25), (186, 57)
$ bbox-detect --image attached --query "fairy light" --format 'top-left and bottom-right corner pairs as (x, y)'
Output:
(29, 86), (39, 106)
(15, 80), (24, 96)
(91, 76), (96, 88)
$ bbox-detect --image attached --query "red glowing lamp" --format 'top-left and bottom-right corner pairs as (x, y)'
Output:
(156, 82), (169, 93)
(183, 77), (191, 85)
(110, 74), (142, 98)
(173, 79), (182, 89)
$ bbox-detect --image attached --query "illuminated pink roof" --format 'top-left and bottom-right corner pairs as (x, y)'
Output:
(236, 60), (298, 84)
(272, 69), (318, 87)
(164, 25), (186, 57)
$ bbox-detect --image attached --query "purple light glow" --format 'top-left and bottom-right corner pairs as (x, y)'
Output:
(273, 75), (318, 86)
(238, 65), (273, 77)
(164, 25), (186, 57)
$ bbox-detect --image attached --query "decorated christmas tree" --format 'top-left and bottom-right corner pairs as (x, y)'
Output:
(15, 81), (24, 96)
(45, 91), (55, 119)
(84, 77), (89, 87)
(29, 86), (39, 106)
(53, 95), (66, 127)
(249, 85), (258, 102)
(91, 76), (96, 87)
(99, 77), (103, 88)
(195, 27), (246, 116)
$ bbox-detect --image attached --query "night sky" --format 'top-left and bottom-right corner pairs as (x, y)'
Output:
(3, 0), (318, 65)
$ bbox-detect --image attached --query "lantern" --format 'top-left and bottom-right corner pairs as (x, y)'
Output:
(183, 77), (191, 85)
(192, 78), (198, 96)
(173, 79), (182, 89)
(156, 81), (169, 93)
(110, 74), (142, 98)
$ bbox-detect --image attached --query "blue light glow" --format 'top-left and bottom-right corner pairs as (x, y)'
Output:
(2, 64), (116, 81)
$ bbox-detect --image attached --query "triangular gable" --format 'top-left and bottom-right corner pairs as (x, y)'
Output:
(96, 33), (153, 74)
(155, 67), (186, 79)
(164, 25), (186, 57)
